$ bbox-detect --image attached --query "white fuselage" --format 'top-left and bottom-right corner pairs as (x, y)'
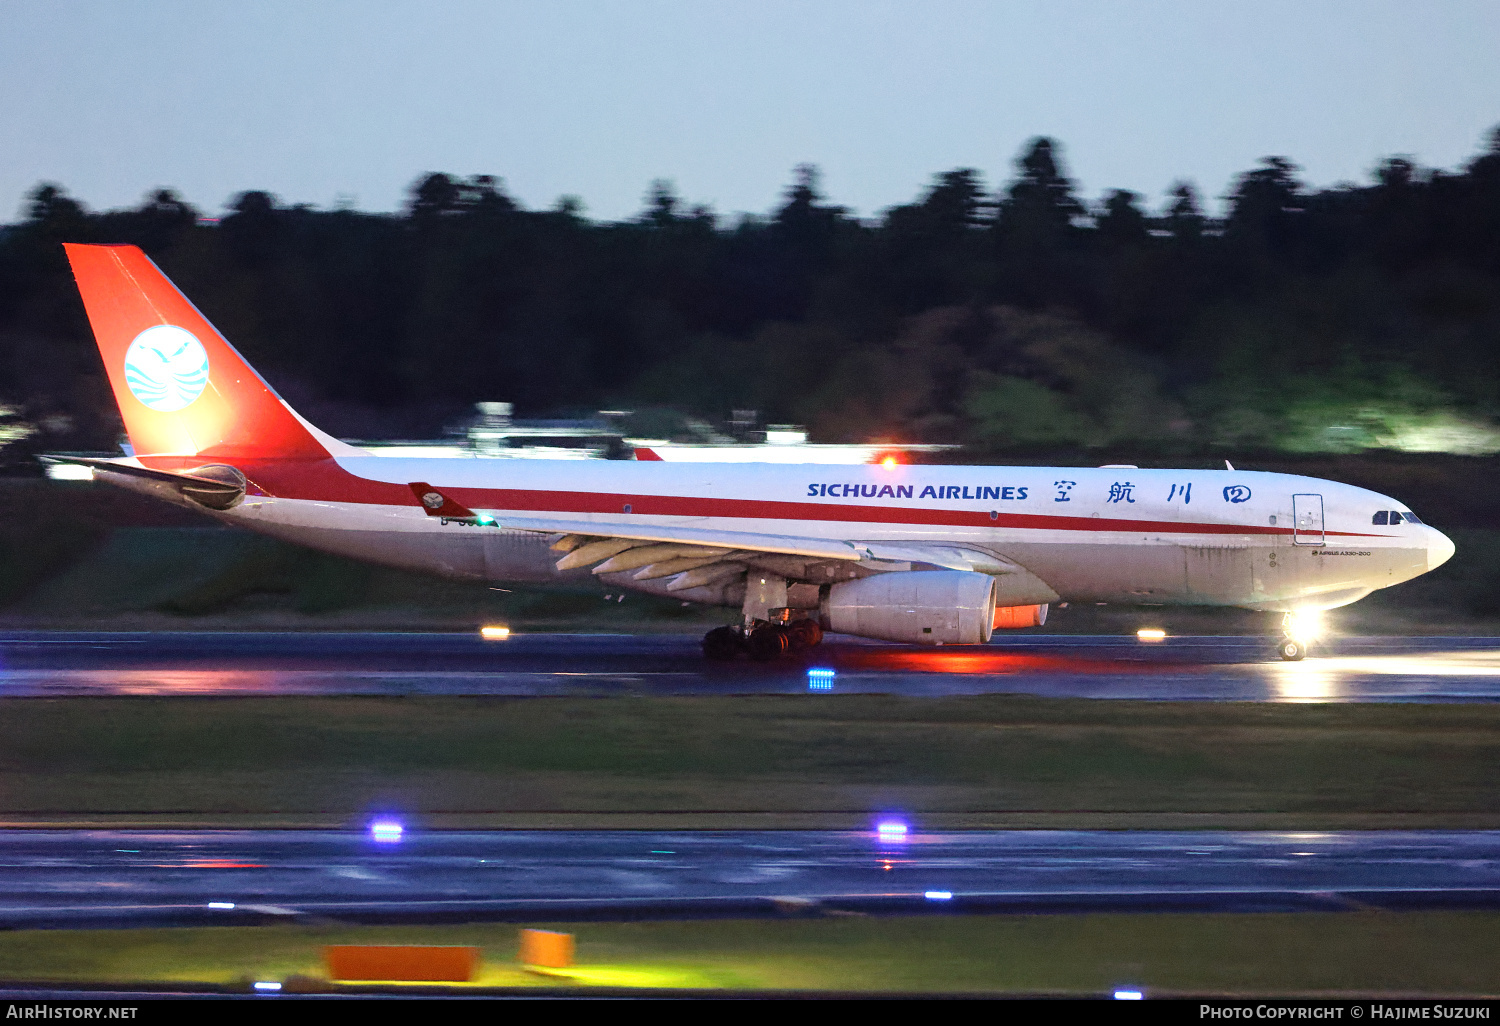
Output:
(126, 456), (1452, 614)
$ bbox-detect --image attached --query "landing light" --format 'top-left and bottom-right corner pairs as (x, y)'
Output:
(924, 890), (953, 901)
(370, 819), (404, 843)
(1136, 629), (1167, 642)
(253, 981), (282, 992)
(207, 902), (235, 910)
(480, 625), (511, 640)
(1114, 989), (1144, 1000)
(881, 456), (899, 469)
(1287, 610), (1324, 643)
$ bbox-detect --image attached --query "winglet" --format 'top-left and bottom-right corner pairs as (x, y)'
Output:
(409, 482), (478, 518)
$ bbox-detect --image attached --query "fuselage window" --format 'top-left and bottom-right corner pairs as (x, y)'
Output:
(1372, 511), (1389, 525)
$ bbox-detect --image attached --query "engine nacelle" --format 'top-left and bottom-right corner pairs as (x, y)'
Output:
(993, 603), (1048, 629)
(822, 570), (997, 645)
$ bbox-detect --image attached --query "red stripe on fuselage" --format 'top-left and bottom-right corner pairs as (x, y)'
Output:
(143, 456), (1380, 539)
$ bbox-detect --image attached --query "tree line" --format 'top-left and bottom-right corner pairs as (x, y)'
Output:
(2, 128), (1499, 462)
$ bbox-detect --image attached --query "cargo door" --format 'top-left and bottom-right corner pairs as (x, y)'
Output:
(1292, 493), (1325, 547)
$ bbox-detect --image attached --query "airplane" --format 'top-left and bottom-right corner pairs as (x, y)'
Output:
(48, 243), (1455, 662)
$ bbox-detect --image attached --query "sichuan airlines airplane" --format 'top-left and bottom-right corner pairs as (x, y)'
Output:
(52, 244), (1454, 661)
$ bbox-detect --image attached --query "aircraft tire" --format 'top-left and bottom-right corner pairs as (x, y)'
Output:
(1277, 638), (1307, 661)
(787, 618), (823, 652)
(703, 626), (744, 661)
(748, 624), (790, 661)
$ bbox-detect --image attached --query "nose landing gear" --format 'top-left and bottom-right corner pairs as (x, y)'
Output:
(1276, 610), (1319, 661)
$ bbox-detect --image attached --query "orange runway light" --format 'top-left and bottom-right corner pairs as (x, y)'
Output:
(479, 625), (511, 640)
(1136, 629), (1168, 642)
(324, 945), (479, 983)
(519, 929), (575, 969)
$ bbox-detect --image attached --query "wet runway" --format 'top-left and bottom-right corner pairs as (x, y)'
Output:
(4, 631), (1500, 701)
(2, 828), (1497, 929)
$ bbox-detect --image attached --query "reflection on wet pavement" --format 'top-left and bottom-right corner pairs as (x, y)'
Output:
(3, 632), (1500, 702)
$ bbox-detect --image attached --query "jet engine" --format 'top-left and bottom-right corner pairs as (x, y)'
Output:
(821, 570), (997, 645)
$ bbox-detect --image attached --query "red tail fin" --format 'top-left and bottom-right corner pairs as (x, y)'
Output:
(64, 243), (340, 460)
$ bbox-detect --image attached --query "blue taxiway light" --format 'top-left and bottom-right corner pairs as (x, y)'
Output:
(370, 820), (405, 843)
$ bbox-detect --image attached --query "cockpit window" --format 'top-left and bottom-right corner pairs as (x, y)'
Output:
(1372, 511), (1389, 525)
(1402, 511), (1423, 524)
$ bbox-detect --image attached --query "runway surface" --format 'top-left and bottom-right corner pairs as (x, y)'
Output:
(2, 828), (1497, 929)
(4, 631), (1500, 701)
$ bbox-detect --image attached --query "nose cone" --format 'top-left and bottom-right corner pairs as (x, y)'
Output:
(1427, 527), (1456, 571)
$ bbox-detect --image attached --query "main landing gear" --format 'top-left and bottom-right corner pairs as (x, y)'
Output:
(703, 617), (824, 661)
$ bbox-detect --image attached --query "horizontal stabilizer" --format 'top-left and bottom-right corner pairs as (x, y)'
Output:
(42, 455), (246, 510)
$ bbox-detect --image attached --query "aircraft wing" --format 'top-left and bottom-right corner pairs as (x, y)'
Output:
(478, 514), (865, 563)
(405, 483), (863, 562)
(410, 484), (1055, 602)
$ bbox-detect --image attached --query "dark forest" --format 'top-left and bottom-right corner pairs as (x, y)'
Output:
(2, 130), (1499, 463)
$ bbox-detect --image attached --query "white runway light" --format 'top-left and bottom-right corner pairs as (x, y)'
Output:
(479, 625), (511, 640)
(207, 902), (235, 909)
(1136, 628), (1167, 642)
(1113, 989), (1144, 1000)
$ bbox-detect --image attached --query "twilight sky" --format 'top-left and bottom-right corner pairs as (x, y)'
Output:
(3, 0), (1498, 222)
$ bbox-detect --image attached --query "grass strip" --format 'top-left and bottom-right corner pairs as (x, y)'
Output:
(1, 913), (1498, 995)
(1, 696), (1498, 828)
